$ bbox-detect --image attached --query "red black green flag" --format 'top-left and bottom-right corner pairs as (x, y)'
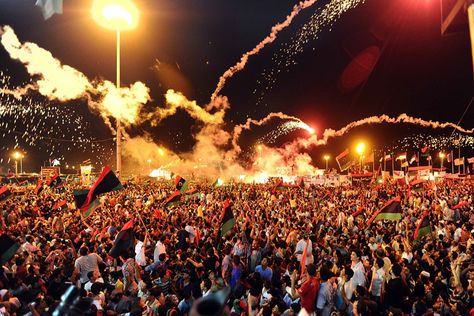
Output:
(163, 190), (182, 208)
(109, 220), (135, 258)
(410, 179), (425, 192)
(414, 211), (431, 240)
(219, 199), (236, 237)
(352, 206), (364, 218)
(73, 189), (100, 219)
(366, 196), (402, 226)
(34, 179), (44, 195)
(53, 200), (68, 211)
(336, 149), (353, 171)
(175, 176), (189, 193)
(452, 201), (469, 209)
(421, 146), (430, 157)
(47, 173), (62, 188)
(0, 234), (19, 264)
(271, 179), (285, 194)
(74, 166), (122, 218)
(0, 186), (12, 202)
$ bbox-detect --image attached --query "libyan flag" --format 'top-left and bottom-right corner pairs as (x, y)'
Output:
(366, 196), (402, 226)
(34, 179), (44, 195)
(410, 179), (425, 192)
(163, 190), (182, 208)
(414, 211), (431, 240)
(271, 179), (285, 194)
(336, 149), (353, 171)
(219, 199), (236, 237)
(53, 200), (68, 211)
(47, 173), (62, 188)
(0, 186), (12, 202)
(0, 234), (19, 264)
(175, 176), (189, 193)
(109, 220), (134, 258)
(74, 166), (123, 218)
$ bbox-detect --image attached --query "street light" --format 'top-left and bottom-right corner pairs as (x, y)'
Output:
(356, 142), (366, 171)
(439, 152), (445, 169)
(323, 155), (330, 170)
(92, 0), (139, 178)
(12, 151), (24, 176)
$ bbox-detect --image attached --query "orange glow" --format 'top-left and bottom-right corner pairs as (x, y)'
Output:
(92, 0), (139, 31)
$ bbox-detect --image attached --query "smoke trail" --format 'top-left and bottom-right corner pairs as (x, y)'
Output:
(148, 90), (227, 126)
(283, 113), (474, 153)
(210, 0), (318, 103)
(230, 112), (305, 155)
(0, 25), (150, 127)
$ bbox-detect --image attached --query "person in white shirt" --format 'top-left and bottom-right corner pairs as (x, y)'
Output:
(153, 236), (167, 263)
(295, 233), (313, 266)
(135, 233), (148, 267)
(350, 250), (366, 290)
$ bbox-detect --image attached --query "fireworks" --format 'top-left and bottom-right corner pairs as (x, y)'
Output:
(380, 133), (474, 154)
(0, 72), (113, 162)
(254, 0), (365, 105)
(260, 120), (314, 144)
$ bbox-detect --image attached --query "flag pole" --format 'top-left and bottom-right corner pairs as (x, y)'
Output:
(372, 152), (375, 173)
(458, 146), (461, 174)
(383, 152), (386, 172)
(451, 150), (454, 174)
(391, 154), (394, 176)
(417, 152), (420, 167)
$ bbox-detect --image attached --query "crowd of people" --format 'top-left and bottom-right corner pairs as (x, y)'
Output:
(0, 175), (472, 316)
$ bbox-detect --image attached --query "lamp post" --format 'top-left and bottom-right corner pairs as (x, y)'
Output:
(12, 151), (23, 176)
(356, 142), (366, 172)
(439, 152), (445, 170)
(323, 155), (330, 171)
(92, 0), (139, 178)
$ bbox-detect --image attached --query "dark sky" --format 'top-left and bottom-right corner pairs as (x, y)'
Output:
(0, 0), (472, 171)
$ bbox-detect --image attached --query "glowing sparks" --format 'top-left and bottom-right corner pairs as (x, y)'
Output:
(254, 0), (365, 105)
(211, 0), (319, 102)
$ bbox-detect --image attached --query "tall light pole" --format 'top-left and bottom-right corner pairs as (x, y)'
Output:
(356, 142), (366, 172)
(12, 151), (22, 176)
(323, 155), (330, 171)
(92, 0), (139, 178)
(439, 152), (445, 170)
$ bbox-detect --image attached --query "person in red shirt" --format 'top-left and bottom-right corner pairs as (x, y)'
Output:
(291, 263), (320, 314)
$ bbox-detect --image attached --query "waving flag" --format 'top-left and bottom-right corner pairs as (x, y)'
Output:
(336, 149), (353, 171)
(35, 0), (63, 20)
(396, 153), (407, 161)
(414, 212), (431, 240)
(47, 172), (62, 188)
(163, 190), (182, 208)
(219, 199), (235, 237)
(34, 179), (44, 195)
(0, 186), (12, 202)
(175, 176), (189, 193)
(109, 220), (135, 258)
(367, 196), (402, 226)
(74, 166), (122, 218)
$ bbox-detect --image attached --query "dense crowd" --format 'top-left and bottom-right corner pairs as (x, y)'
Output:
(0, 176), (472, 316)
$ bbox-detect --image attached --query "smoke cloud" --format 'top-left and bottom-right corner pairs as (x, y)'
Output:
(0, 25), (150, 126)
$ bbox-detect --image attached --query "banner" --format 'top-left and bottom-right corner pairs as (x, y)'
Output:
(41, 167), (60, 180)
(393, 171), (404, 179)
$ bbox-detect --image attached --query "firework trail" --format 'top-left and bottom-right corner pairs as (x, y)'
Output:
(282, 113), (474, 153)
(260, 120), (314, 144)
(254, 0), (365, 105)
(231, 112), (306, 154)
(210, 0), (318, 103)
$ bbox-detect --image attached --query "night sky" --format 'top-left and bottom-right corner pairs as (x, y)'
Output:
(0, 0), (472, 173)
